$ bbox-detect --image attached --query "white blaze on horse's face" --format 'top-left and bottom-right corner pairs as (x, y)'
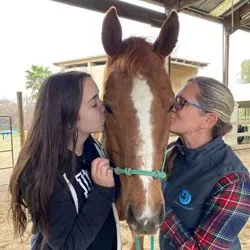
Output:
(131, 76), (154, 220)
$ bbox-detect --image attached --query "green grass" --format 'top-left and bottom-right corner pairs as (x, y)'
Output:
(0, 135), (21, 169)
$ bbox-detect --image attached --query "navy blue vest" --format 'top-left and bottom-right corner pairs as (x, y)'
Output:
(159, 137), (249, 250)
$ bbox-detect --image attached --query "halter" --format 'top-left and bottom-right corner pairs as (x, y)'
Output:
(101, 132), (168, 179)
(100, 132), (168, 250)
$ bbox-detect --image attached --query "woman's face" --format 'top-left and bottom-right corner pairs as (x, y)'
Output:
(170, 82), (207, 137)
(76, 77), (105, 138)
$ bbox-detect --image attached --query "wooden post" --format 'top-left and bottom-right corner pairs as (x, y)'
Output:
(17, 92), (25, 146)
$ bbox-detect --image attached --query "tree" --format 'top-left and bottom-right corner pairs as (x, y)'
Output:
(240, 59), (250, 84)
(0, 99), (19, 130)
(25, 65), (52, 100)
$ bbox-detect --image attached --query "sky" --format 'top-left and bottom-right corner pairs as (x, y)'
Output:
(0, 0), (250, 101)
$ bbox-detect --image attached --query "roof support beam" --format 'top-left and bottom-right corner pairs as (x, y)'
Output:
(209, 0), (241, 17)
(222, 27), (230, 86)
(223, 2), (250, 34)
(52, 0), (166, 27)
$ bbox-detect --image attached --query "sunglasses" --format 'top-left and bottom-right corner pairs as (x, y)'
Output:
(168, 96), (207, 113)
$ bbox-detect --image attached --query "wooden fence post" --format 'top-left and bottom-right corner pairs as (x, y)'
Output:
(17, 92), (25, 146)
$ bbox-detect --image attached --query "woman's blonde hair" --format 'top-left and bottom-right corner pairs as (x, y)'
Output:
(187, 76), (235, 138)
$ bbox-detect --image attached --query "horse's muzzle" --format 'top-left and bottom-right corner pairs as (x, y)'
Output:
(126, 203), (165, 235)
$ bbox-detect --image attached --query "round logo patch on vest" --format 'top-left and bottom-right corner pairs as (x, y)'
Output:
(178, 189), (192, 205)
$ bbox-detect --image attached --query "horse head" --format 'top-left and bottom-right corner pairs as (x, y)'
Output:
(102, 7), (179, 235)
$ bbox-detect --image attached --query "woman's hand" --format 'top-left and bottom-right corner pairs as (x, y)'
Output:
(91, 158), (115, 187)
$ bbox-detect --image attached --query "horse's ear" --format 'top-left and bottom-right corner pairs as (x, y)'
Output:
(153, 11), (179, 57)
(102, 7), (122, 56)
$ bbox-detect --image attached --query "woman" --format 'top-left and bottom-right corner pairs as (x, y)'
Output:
(160, 76), (250, 249)
(9, 71), (119, 250)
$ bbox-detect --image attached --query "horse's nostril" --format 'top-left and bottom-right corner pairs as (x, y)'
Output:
(159, 203), (165, 223)
(126, 204), (137, 226)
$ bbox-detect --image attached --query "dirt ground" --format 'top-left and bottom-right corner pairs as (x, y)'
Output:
(0, 149), (249, 250)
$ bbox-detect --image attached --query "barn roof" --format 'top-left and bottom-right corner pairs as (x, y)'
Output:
(53, 55), (208, 69)
(51, 0), (250, 34)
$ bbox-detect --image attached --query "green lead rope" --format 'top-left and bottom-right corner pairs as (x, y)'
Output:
(114, 167), (166, 179)
(135, 237), (141, 250)
(134, 235), (154, 250)
(150, 235), (155, 249)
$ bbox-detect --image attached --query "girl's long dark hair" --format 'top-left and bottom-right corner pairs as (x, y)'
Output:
(9, 71), (90, 239)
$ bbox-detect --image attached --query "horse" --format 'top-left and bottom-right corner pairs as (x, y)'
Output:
(101, 7), (179, 248)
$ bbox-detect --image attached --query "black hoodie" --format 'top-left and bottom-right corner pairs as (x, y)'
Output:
(25, 136), (120, 250)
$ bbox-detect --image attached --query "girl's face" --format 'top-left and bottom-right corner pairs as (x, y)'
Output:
(76, 77), (105, 138)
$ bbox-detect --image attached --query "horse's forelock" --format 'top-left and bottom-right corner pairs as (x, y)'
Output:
(106, 37), (163, 78)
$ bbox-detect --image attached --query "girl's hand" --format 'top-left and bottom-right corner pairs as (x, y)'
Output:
(91, 158), (115, 187)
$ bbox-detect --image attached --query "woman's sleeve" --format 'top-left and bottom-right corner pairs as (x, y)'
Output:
(161, 173), (250, 249)
(45, 179), (115, 249)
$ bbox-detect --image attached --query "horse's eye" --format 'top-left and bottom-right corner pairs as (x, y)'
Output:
(104, 102), (113, 114)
